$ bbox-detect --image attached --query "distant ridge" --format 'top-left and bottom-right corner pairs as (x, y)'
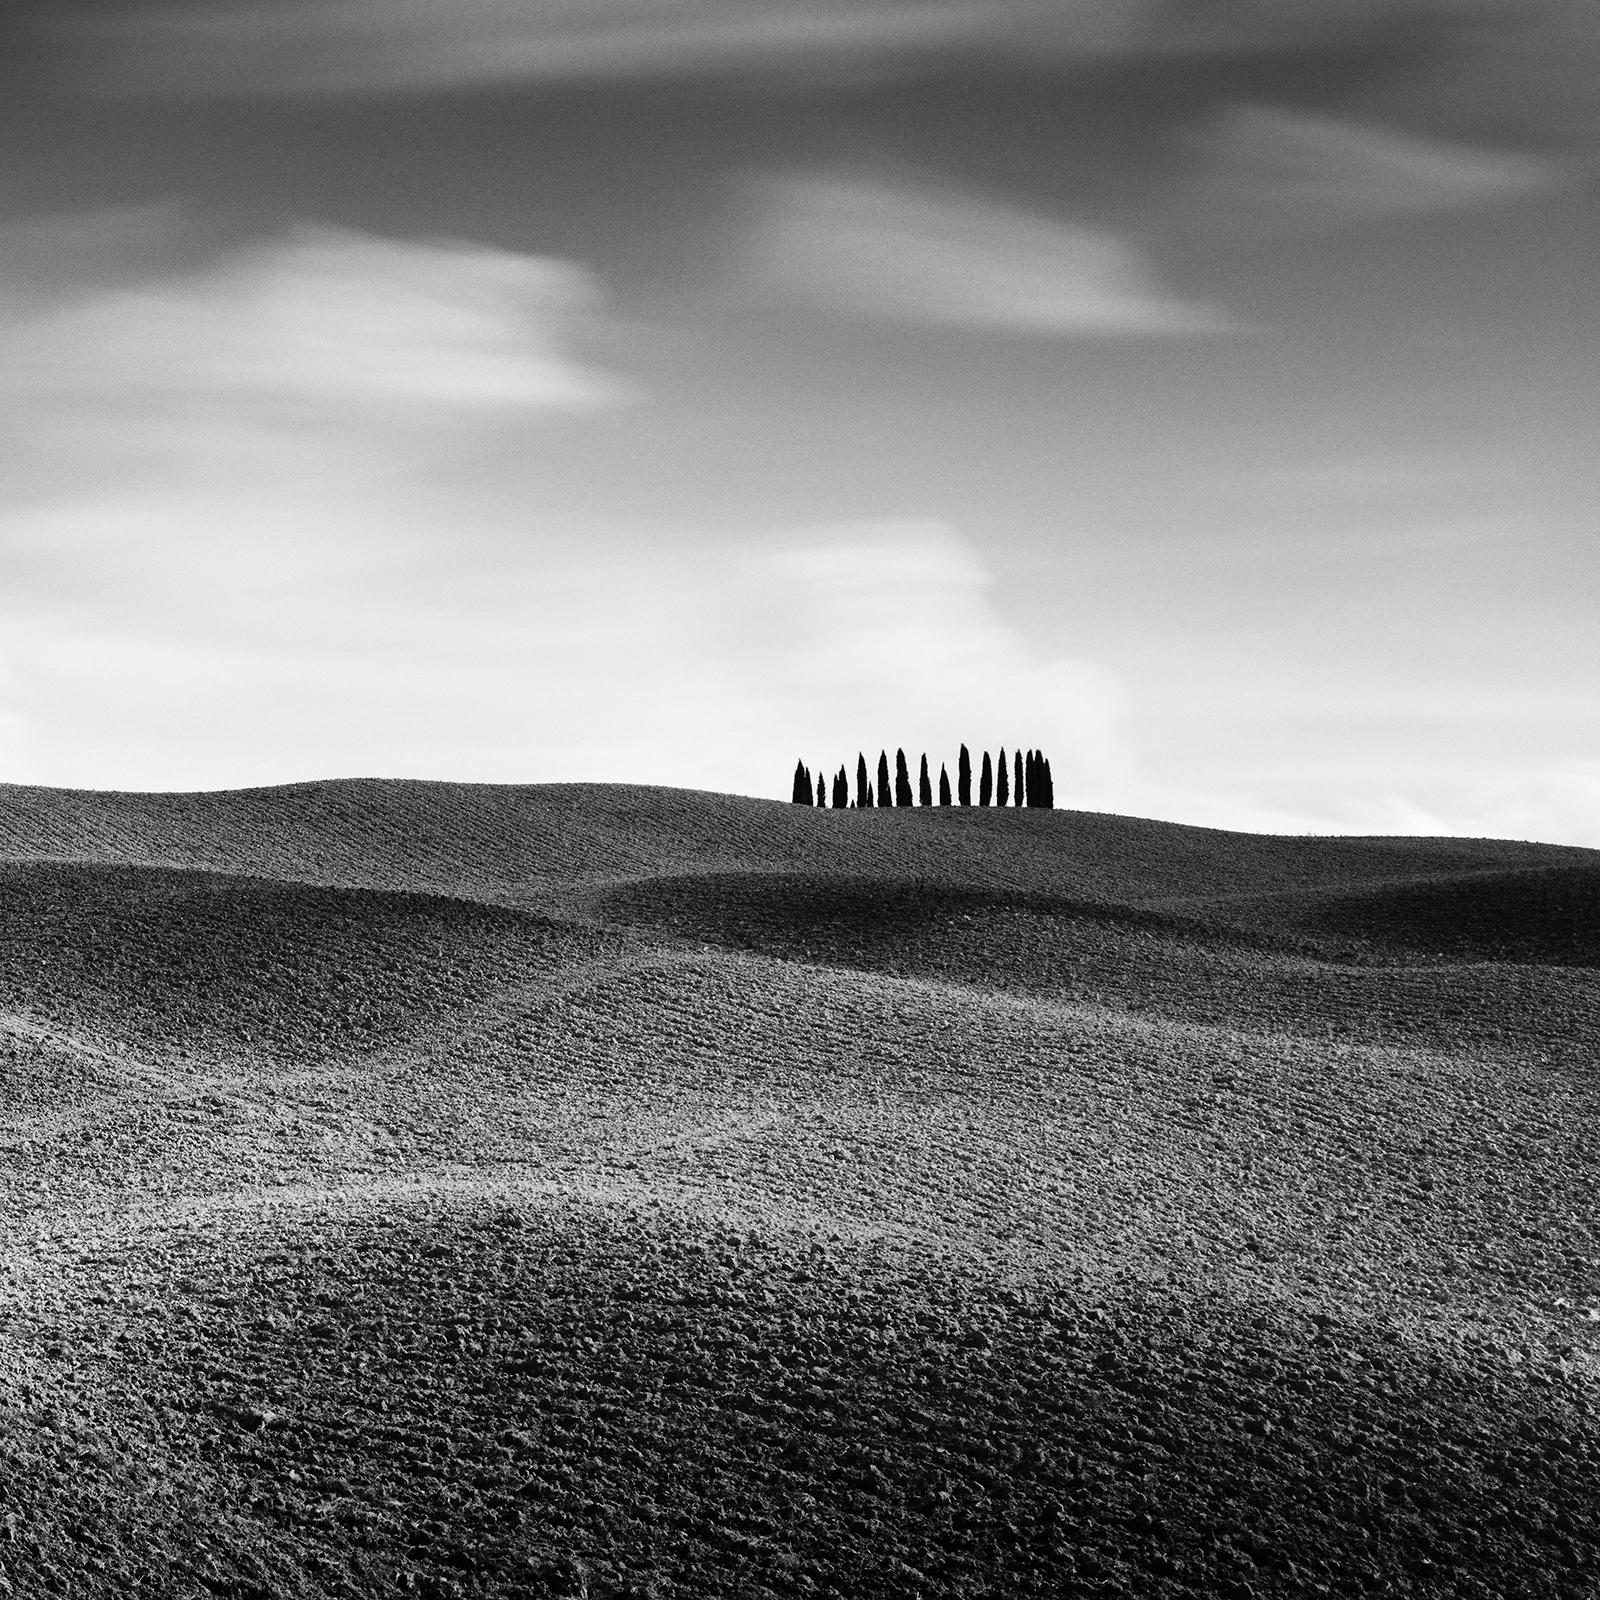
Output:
(0, 778), (1591, 918)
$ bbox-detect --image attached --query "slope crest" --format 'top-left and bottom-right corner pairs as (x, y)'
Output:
(2, 779), (1595, 913)
(0, 860), (614, 1063)
(1202, 863), (1600, 968)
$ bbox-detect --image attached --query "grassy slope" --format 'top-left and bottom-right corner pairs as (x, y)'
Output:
(0, 782), (1597, 1600)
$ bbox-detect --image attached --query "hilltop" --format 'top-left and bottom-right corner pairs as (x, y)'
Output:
(0, 781), (1596, 1599)
(3, 775), (1595, 941)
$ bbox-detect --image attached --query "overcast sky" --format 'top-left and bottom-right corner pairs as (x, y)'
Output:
(2, 0), (1596, 841)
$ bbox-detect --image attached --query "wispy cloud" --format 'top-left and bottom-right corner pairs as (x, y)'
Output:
(0, 201), (193, 312)
(0, 216), (638, 787)
(40, 0), (1107, 96)
(744, 172), (1233, 337)
(5, 223), (627, 425)
(1186, 105), (1558, 232)
(48, 0), (1427, 97)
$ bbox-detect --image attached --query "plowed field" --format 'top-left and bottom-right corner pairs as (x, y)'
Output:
(0, 781), (1596, 1599)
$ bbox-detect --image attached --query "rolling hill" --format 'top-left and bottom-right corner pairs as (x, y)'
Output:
(0, 780), (1596, 1599)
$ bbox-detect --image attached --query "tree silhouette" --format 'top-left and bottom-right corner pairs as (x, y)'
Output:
(806, 743), (1040, 812)
(1022, 749), (1055, 809)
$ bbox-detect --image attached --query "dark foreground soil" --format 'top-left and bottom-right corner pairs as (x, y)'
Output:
(1, 782), (1597, 1599)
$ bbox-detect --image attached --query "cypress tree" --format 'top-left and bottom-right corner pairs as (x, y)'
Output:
(938, 764), (952, 806)
(877, 750), (891, 809)
(1042, 755), (1055, 809)
(1014, 747), (1024, 807)
(1024, 749), (1036, 808)
(979, 750), (993, 807)
(792, 760), (812, 804)
(833, 766), (848, 809)
(996, 746), (1009, 808)
(856, 753), (870, 809)
(957, 744), (972, 806)
(816, 771), (826, 807)
(918, 753), (932, 807)
(894, 748), (912, 807)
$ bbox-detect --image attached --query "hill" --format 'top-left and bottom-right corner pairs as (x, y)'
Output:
(3, 776), (1591, 911)
(0, 781), (1596, 1599)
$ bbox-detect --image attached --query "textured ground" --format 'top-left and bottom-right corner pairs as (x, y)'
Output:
(0, 780), (1596, 1598)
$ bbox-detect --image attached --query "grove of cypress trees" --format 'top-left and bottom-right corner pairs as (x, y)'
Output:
(806, 744), (1048, 811)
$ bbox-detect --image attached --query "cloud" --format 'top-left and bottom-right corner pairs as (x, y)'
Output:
(0, 201), (193, 313)
(0, 650), (34, 784)
(744, 172), (1232, 336)
(738, 520), (1129, 791)
(0, 217), (640, 789)
(5, 223), (627, 425)
(48, 0), (1434, 98)
(0, 501), (1129, 803)
(1186, 105), (1558, 232)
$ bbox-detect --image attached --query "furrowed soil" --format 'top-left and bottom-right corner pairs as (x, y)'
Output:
(0, 779), (1596, 1600)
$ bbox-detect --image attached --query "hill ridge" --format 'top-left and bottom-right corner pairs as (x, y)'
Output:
(3, 777), (1593, 906)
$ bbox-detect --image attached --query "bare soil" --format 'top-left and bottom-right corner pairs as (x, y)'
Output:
(0, 781), (1596, 1598)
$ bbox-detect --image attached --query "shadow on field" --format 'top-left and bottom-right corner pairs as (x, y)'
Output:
(0, 862), (612, 1061)
(1203, 864), (1600, 970)
(593, 871), (1599, 1055)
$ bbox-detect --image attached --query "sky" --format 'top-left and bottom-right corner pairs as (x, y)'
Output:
(1, 0), (1597, 842)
